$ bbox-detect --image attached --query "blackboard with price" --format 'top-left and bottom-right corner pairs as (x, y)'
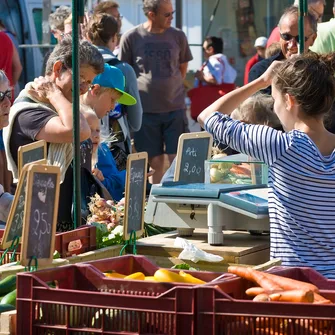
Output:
(123, 152), (148, 240)
(18, 140), (47, 177)
(1, 165), (30, 249)
(21, 165), (60, 266)
(174, 132), (213, 183)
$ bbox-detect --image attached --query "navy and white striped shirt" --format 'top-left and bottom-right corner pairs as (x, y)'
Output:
(205, 112), (335, 278)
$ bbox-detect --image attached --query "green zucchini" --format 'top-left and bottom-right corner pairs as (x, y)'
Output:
(0, 275), (16, 296)
(1, 289), (16, 307)
(0, 304), (15, 313)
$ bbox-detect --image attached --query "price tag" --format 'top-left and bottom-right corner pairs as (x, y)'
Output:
(18, 140), (47, 177)
(174, 132), (213, 183)
(123, 152), (148, 240)
(20, 164), (60, 267)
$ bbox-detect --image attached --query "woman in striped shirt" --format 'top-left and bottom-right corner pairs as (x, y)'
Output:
(198, 53), (335, 278)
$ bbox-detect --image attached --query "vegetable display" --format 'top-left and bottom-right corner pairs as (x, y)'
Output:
(210, 162), (253, 184)
(228, 266), (331, 304)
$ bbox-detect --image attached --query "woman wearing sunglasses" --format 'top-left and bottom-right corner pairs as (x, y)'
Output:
(198, 52), (335, 278)
(3, 36), (104, 231)
(0, 71), (14, 223)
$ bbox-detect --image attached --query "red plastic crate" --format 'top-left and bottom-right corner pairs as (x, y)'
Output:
(84, 255), (224, 282)
(16, 259), (197, 334)
(0, 225), (96, 262)
(196, 266), (335, 335)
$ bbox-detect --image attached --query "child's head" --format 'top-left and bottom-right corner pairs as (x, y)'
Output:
(81, 104), (100, 153)
(272, 52), (335, 129)
(83, 63), (136, 119)
(231, 93), (281, 129)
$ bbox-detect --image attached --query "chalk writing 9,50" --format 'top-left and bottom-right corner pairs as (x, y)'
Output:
(183, 162), (201, 176)
(32, 209), (50, 240)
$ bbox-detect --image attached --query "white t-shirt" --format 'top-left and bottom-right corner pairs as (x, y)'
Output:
(203, 53), (237, 84)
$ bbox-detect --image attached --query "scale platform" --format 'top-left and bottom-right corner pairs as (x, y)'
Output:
(145, 182), (269, 246)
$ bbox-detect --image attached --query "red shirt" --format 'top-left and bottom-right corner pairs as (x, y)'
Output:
(266, 27), (280, 48)
(0, 32), (13, 86)
(244, 54), (260, 85)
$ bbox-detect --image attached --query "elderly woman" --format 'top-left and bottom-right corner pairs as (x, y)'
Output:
(0, 70), (13, 222)
(3, 36), (104, 231)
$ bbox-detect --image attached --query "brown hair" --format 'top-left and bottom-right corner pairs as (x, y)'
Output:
(231, 93), (281, 128)
(87, 13), (118, 47)
(94, 1), (119, 14)
(265, 42), (281, 59)
(273, 52), (335, 117)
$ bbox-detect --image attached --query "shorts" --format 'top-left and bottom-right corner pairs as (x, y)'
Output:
(134, 110), (189, 158)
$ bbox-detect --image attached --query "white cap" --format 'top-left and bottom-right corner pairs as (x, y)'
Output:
(254, 36), (268, 48)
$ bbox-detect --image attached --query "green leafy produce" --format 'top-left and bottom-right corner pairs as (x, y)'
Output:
(90, 222), (109, 249)
(53, 250), (61, 259)
(171, 263), (198, 271)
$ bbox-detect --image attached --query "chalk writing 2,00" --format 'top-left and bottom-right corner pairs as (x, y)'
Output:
(183, 162), (202, 176)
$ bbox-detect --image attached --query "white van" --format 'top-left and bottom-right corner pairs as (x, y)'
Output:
(0, 0), (71, 87)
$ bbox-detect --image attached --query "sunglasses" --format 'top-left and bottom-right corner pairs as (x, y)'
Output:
(0, 90), (11, 102)
(162, 10), (175, 18)
(280, 32), (313, 43)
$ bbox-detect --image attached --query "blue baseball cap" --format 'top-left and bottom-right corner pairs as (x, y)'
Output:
(92, 63), (137, 106)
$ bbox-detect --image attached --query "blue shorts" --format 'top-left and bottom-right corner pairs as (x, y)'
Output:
(134, 110), (189, 158)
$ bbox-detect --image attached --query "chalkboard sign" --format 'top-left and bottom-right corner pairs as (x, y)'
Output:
(21, 165), (60, 267)
(1, 165), (30, 249)
(123, 152), (148, 240)
(18, 140), (47, 177)
(174, 132), (213, 183)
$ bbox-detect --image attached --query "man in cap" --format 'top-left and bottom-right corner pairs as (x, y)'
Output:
(244, 36), (267, 85)
(248, 6), (317, 95)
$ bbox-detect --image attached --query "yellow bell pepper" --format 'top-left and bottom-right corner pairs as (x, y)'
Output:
(179, 271), (206, 284)
(153, 269), (186, 283)
(124, 272), (145, 280)
(144, 276), (156, 281)
(103, 272), (126, 279)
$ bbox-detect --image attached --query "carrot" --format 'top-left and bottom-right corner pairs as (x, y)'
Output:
(246, 287), (266, 296)
(269, 289), (314, 303)
(262, 272), (319, 293)
(253, 293), (270, 302)
(246, 287), (283, 297)
(313, 293), (332, 304)
(228, 266), (282, 291)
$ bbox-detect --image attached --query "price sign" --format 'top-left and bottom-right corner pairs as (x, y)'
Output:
(18, 140), (47, 177)
(174, 132), (213, 183)
(123, 152), (148, 240)
(1, 164), (31, 249)
(21, 164), (60, 267)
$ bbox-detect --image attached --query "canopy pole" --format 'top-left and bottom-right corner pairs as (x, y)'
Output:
(298, 0), (307, 54)
(71, 0), (85, 229)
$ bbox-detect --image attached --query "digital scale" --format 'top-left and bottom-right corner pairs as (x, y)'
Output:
(145, 183), (269, 246)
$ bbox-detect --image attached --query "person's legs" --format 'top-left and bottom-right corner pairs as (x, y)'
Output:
(134, 113), (165, 183)
(164, 109), (189, 164)
(149, 154), (166, 183)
